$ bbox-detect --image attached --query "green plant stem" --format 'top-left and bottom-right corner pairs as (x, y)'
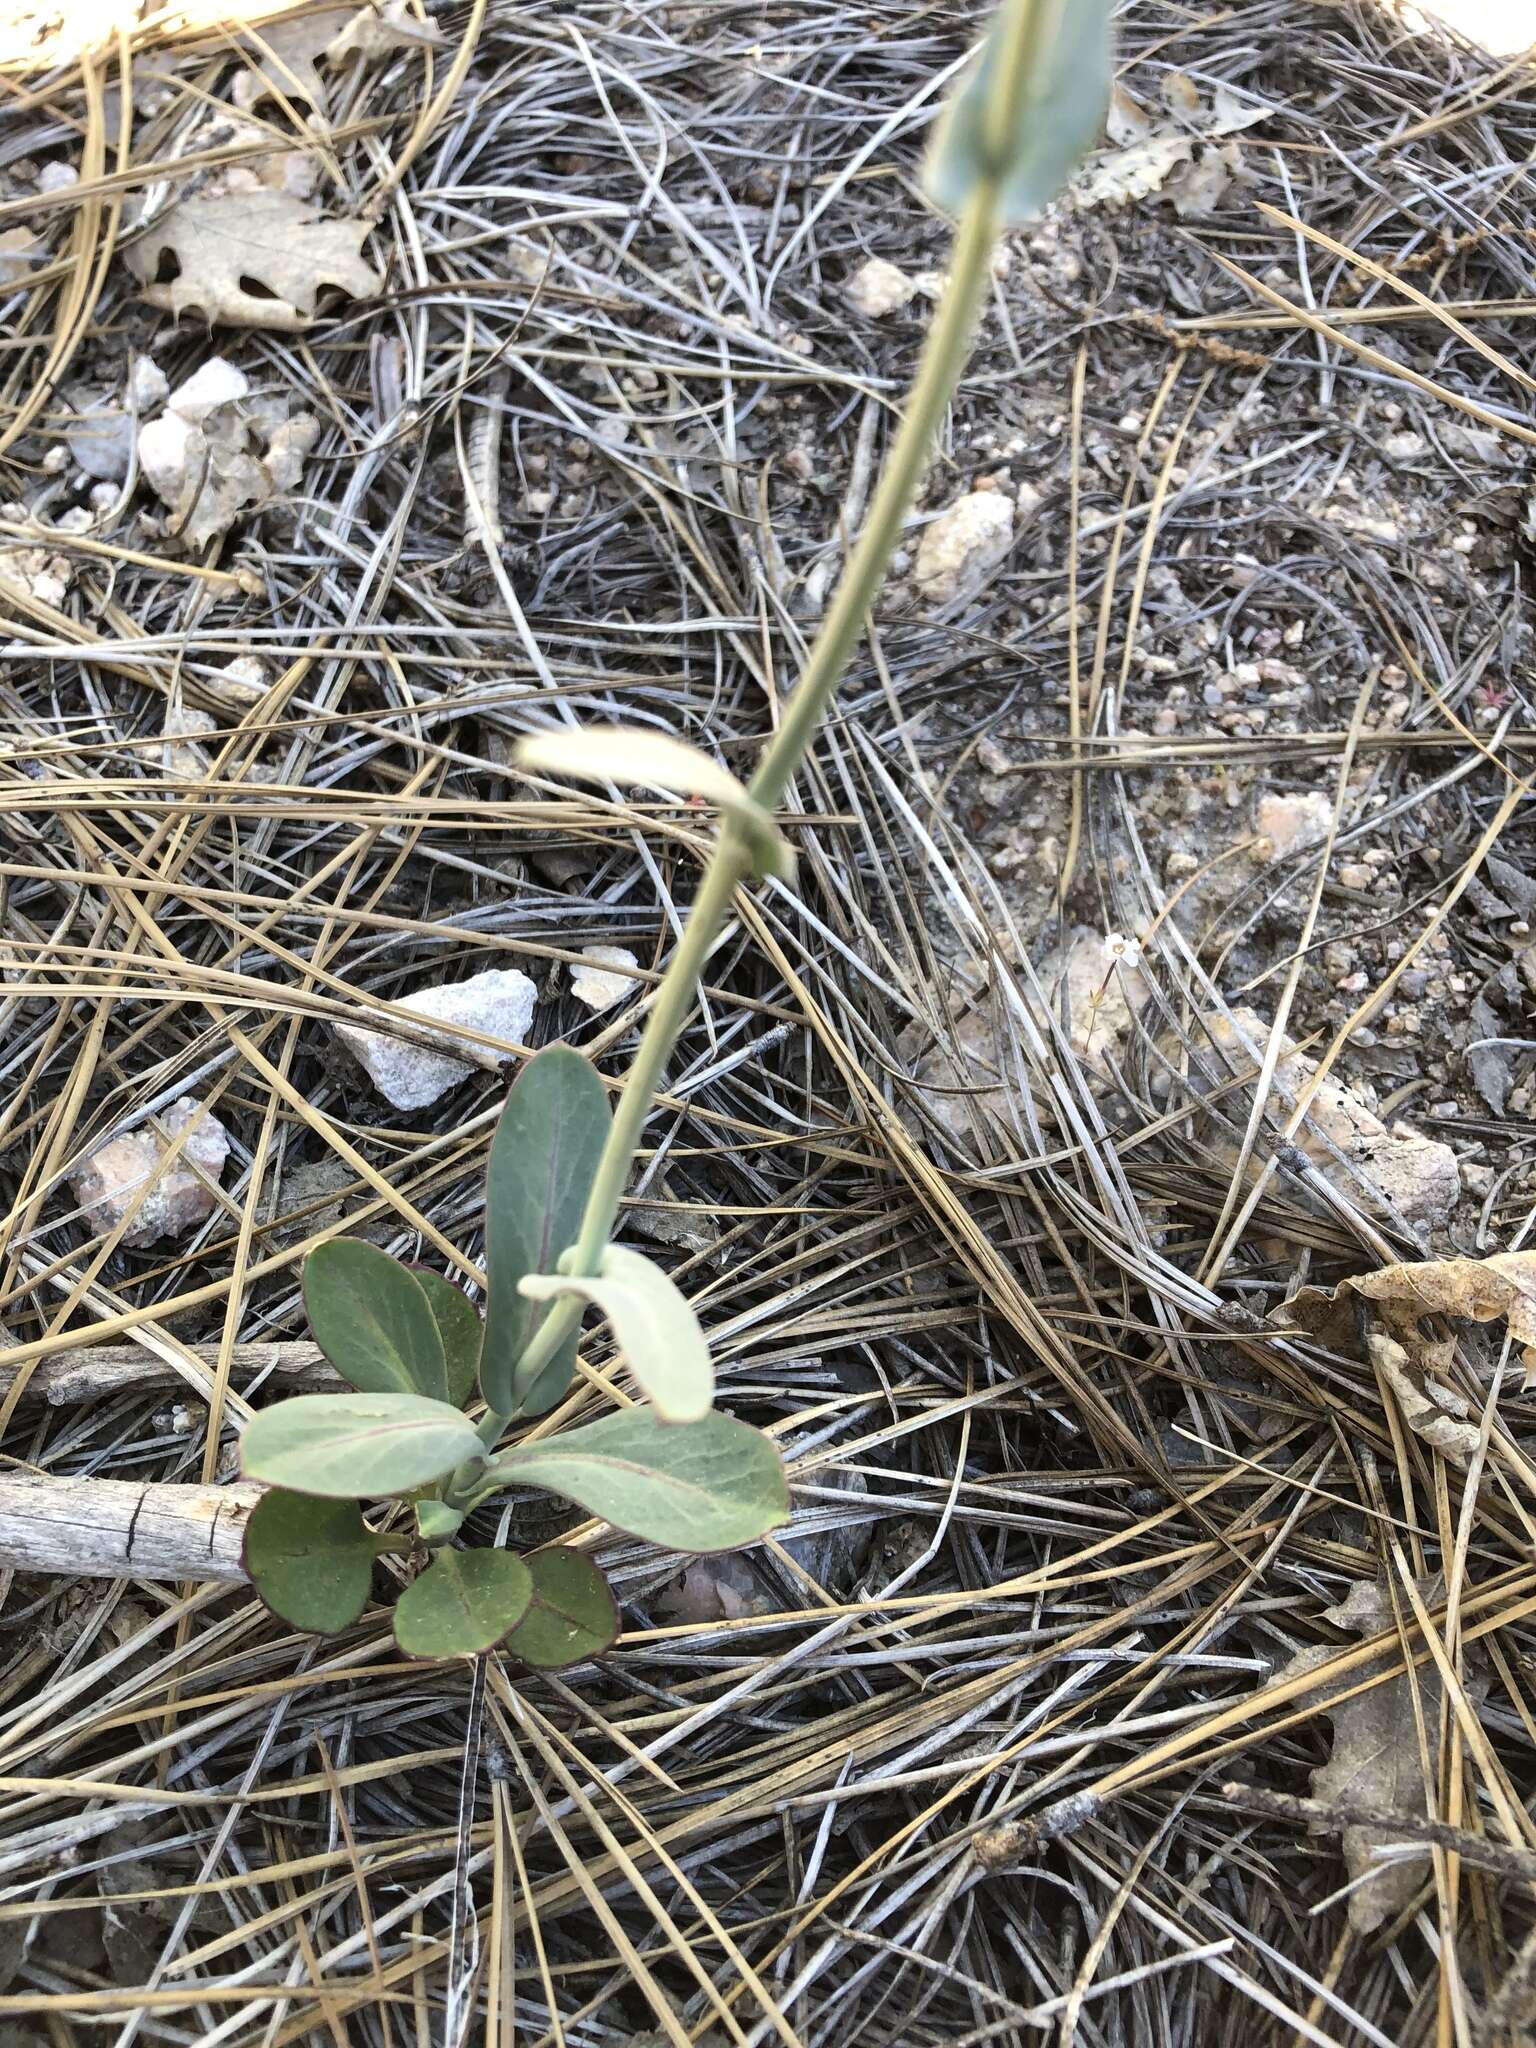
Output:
(747, 187), (1000, 812)
(582, 184), (1000, 1221)
(570, 847), (752, 1268)
(474, 174), (1003, 1460)
(475, 1401), (517, 1450)
(469, 847), (748, 1447)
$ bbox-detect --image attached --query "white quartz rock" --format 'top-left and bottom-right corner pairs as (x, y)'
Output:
(845, 256), (916, 317)
(913, 491), (1014, 608)
(569, 945), (640, 1013)
(335, 968), (537, 1110)
(1256, 790), (1334, 862)
(166, 357), (250, 424)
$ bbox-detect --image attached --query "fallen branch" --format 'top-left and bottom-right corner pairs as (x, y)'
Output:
(0, 1474), (261, 1581)
(0, 1341), (340, 1407)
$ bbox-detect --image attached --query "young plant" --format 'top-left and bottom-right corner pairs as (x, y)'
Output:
(238, 0), (1113, 1664)
(241, 1047), (786, 1661)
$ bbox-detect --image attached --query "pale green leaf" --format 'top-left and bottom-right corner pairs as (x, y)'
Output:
(393, 1548), (534, 1658)
(493, 1408), (788, 1552)
(519, 1243), (712, 1423)
(243, 1488), (374, 1633)
(303, 1240), (449, 1401)
(241, 1392), (483, 1499)
(924, 0), (1114, 224)
(480, 1046), (610, 1418)
(415, 1498), (465, 1545)
(514, 726), (792, 879)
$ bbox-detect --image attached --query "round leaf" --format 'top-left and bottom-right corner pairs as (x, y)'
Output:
(480, 1046), (611, 1419)
(241, 1392), (484, 1499)
(518, 1244), (712, 1422)
(504, 1548), (619, 1669)
(493, 1408), (788, 1553)
(409, 1268), (481, 1407)
(244, 1488), (374, 1633)
(393, 1548), (534, 1659)
(303, 1240), (449, 1400)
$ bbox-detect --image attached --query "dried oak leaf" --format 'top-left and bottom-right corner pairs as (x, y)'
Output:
(1365, 1328), (1480, 1466)
(127, 191), (381, 333)
(1075, 73), (1267, 216)
(238, 7), (353, 115)
(1285, 1253), (1536, 1371)
(325, 0), (447, 66)
(235, 3), (441, 114)
(1277, 1252), (1535, 1464)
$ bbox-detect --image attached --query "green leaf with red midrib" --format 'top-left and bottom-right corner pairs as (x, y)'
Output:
(241, 1392), (482, 1498)
(492, 1408), (788, 1552)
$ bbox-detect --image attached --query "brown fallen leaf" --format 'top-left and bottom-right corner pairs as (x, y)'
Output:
(1277, 1253), (1531, 1465)
(1074, 73), (1268, 216)
(1278, 1577), (1469, 1934)
(238, 6), (353, 116)
(1365, 1328), (1481, 1466)
(326, 0), (447, 66)
(1285, 1249), (1536, 1373)
(235, 3), (442, 117)
(127, 191), (382, 333)
(1333, 1253), (1536, 1361)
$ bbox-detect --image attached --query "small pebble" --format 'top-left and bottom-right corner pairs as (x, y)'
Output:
(335, 968), (538, 1111)
(913, 492), (1013, 609)
(844, 257), (915, 318)
(69, 1098), (230, 1248)
(1256, 791), (1333, 861)
(569, 946), (640, 1014)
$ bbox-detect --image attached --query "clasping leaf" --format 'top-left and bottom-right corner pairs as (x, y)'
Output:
(303, 1240), (451, 1402)
(518, 1243), (712, 1422)
(241, 1392), (484, 1499)
(515, 726), (793, 880)
(924, 0), (1114, 224)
